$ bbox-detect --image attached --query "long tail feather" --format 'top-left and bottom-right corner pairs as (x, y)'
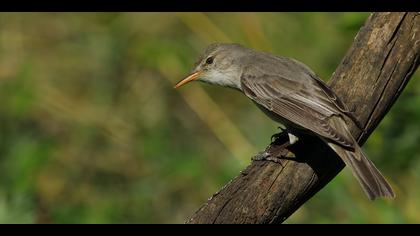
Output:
(327, 140), (395, 200)
(323, 116), (395, 200)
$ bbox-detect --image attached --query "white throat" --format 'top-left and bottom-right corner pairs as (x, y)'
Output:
(202, 69), (242, 90)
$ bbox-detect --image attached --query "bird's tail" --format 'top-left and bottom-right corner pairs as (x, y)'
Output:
(327, 141), (395, 200)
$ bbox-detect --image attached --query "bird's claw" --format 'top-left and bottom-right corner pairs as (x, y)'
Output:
(270, 127), (287, 143)
(252, 151), (288, 164)
(252, 151), (271, 161)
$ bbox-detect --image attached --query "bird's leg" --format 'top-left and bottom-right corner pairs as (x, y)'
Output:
(253, 127), (297, 163)
(270, 126), (300, 146)
(270, 126), (287, 143)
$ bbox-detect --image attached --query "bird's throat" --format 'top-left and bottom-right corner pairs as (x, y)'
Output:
(203, 70), (242, 91)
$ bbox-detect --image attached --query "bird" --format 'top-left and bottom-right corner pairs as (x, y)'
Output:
(174, 43), (395, 200)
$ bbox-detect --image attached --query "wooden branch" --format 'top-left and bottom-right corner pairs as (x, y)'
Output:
(186, 12), (420, 224)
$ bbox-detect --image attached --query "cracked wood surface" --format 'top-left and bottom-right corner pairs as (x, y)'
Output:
(186, 12), (420, 224)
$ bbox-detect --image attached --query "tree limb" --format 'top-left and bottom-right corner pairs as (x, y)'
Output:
(186, 12), (420, 224)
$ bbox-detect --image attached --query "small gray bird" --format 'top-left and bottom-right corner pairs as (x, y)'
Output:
(175, 43), (395, 200)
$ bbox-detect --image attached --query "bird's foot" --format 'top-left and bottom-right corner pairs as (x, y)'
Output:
(270, 127), (287, 143)
(251, 151), (280, 163)
(251, 150), (270, 161)
(251, 150), (294, 164)
(270, 128), (299, 146)
(258, 127), (298, 164)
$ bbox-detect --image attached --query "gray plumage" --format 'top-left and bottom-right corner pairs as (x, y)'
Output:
(179, 43), (395, 200)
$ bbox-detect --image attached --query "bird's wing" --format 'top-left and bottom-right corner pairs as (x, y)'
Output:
(240, 63), (355, 150)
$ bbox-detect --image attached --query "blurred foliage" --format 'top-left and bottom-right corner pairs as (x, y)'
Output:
(0, 13), (418, 224)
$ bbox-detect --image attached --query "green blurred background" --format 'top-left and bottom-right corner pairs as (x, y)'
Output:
(0, 13), (418, 224)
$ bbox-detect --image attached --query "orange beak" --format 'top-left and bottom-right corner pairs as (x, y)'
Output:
(174, 71), (202, 89)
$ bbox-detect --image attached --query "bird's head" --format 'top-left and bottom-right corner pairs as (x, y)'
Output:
(174, 43), (249, 90)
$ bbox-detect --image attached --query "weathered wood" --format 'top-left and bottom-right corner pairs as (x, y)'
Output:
(186, 12), (420, 224)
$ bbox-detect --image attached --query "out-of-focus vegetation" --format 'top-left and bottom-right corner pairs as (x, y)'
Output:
(0, 13), (418, 224)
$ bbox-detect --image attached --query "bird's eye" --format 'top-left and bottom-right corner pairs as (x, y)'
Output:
(205, 56), (214, 64)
